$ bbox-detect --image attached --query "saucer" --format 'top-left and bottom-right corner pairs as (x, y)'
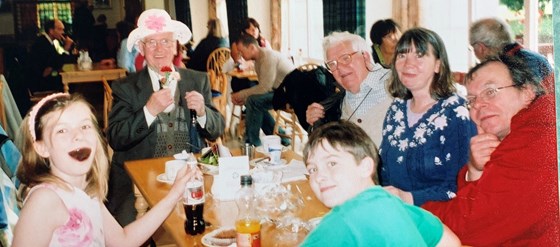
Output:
(201, 227), (237, 247)
(156, 173), (173, 184)
(263, 159), (288, 167)
(255, 146), (287, 154)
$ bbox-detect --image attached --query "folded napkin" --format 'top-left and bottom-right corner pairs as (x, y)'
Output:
(264, 159), (308, 183)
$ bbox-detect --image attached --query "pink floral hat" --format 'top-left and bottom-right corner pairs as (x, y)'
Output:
(127, 9), (192, 52)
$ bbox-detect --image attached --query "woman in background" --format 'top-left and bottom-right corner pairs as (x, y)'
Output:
(369, 19), (401, 68)
(188, 18), (229, 72)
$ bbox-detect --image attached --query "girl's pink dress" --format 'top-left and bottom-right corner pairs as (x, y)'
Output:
(26, 184), (105, 246)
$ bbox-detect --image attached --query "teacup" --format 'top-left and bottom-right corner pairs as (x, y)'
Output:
(268, 144), (284, 165)
(262, 135), (281, 154)
(165, 160), (187, 181)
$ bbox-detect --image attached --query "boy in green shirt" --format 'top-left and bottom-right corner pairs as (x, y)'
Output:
(300, 120), (460, 246)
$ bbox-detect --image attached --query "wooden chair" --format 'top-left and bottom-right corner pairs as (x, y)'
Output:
(101, 76), (113, 131)
(206, 47), (231, 118)
(272, 104), (306, 152)
(0, 78), (7, 131)
(271, 63), (318, 152)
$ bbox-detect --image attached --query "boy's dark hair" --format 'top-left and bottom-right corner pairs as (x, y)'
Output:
(303, 120), (379, 181)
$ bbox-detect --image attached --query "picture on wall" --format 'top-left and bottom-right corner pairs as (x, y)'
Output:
(94, 0), (111, 9)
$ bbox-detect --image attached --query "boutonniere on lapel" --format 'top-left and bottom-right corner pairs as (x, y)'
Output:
(159, 66), (180, 89)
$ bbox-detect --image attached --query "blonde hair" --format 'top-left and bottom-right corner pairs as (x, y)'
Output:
(16, 94), (109, 201)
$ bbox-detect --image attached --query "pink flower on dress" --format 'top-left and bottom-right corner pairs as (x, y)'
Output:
(55, 208), (93, 246)
(144, 14), (166, 32)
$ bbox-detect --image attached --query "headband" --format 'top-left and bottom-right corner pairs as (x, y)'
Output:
(28, 93), (70, 142)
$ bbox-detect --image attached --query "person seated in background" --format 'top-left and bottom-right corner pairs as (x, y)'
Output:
(306, 31), (392, 147)
(116, 20), (138, 73)
(369, 19), (402, 68)
(468, 17), (552, 89)
(230, 17), (271, 92)
(232, 33), (295, 147)
(91, 14), (109, 62)
(300, 120), (460, 246)
(27, 19), (74, 93)
(188, 18), (229, 72)
(423, 55), (559, 246)
(379, 27), (476, 206)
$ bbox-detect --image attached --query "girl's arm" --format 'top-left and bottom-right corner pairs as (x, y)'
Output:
(103, 166), (198, 246)
(12, 188), (68, 246)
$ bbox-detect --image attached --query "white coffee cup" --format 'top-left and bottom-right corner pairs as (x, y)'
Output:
(262, 135), (281, 154)
(268, 144), (283, 165)
(165, 160), (187, 181)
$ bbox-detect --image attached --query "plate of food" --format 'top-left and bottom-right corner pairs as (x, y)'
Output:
(198, 145), (220, 175)
(201, 227), (237, 247)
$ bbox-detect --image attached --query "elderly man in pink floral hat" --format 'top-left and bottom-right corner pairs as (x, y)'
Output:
(106, 9), (225, 225)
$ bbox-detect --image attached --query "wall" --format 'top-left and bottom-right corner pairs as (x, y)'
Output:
(419, 0), (499, 73)
(365, 0), (393, 46)
(248, 0), (271, 42)
(190, 0), (210, 45)
(0, 13), (14, 35)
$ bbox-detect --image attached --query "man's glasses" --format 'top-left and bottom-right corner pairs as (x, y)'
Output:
(466, 85), (516, 109)
(141, 39), (174, 49)
(325, 51), (361, 71)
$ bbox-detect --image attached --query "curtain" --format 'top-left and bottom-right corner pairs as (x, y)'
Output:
(175, 0), (193, 30)
(226, 0), (248, 43)
(323, 0), (366, 38)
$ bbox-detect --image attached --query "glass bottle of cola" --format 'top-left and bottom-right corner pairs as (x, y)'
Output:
(184, 159), (205, 235)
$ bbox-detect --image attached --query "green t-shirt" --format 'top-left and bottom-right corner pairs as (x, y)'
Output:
(301, 186), (443, 246)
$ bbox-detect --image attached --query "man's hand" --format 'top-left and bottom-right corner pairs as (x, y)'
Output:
(185, 91), (206, 116)
(231, 92), (245, 105)
(306, 103), (325, 126)
(469, 125), (500, 171)
(146, 89), (174, 116)
(62, 35), (74, 51)
(42, 67), (53, 77)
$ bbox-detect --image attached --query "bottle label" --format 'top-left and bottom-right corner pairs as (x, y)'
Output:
(236, 232), (261, 247)
(185, 180), (205, 205)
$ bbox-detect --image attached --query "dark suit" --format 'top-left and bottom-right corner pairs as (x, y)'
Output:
(28, 34), (69, 92)
(106, 67), (225, 225)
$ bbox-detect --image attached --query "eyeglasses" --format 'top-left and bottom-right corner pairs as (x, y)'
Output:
(141, 39), (174, 49)
(325, 51), (360, 71)
(466, 85), (516, 109)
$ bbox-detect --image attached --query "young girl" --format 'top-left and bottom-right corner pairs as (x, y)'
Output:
(13, 93), (198, 246)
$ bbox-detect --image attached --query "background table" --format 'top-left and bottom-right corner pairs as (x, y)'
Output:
(124, 150), (329, 247)
(60, 63), (126, 93)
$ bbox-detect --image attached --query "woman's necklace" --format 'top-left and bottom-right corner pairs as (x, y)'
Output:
(347, 88), (373, 121)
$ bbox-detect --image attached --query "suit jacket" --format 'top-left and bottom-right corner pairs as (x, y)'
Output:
(27, 34), (69, 92)
(107, 67), (225, 168)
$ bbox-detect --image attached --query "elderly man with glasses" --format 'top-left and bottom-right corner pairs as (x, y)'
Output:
(423, 55), (559, 246)
(306, 31), (391, 146)
(106, 9), (225, 226)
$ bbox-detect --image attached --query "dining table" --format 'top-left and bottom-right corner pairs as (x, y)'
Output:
(60, 62), (127, 93)
(228, 69), (258, 81)
(124, 149), (330, 247)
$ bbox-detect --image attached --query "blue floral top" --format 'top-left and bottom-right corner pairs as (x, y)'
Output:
(379, 93), (476, 206)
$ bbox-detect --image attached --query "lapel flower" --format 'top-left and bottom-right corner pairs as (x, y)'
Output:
(160, 66), (180, 88)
